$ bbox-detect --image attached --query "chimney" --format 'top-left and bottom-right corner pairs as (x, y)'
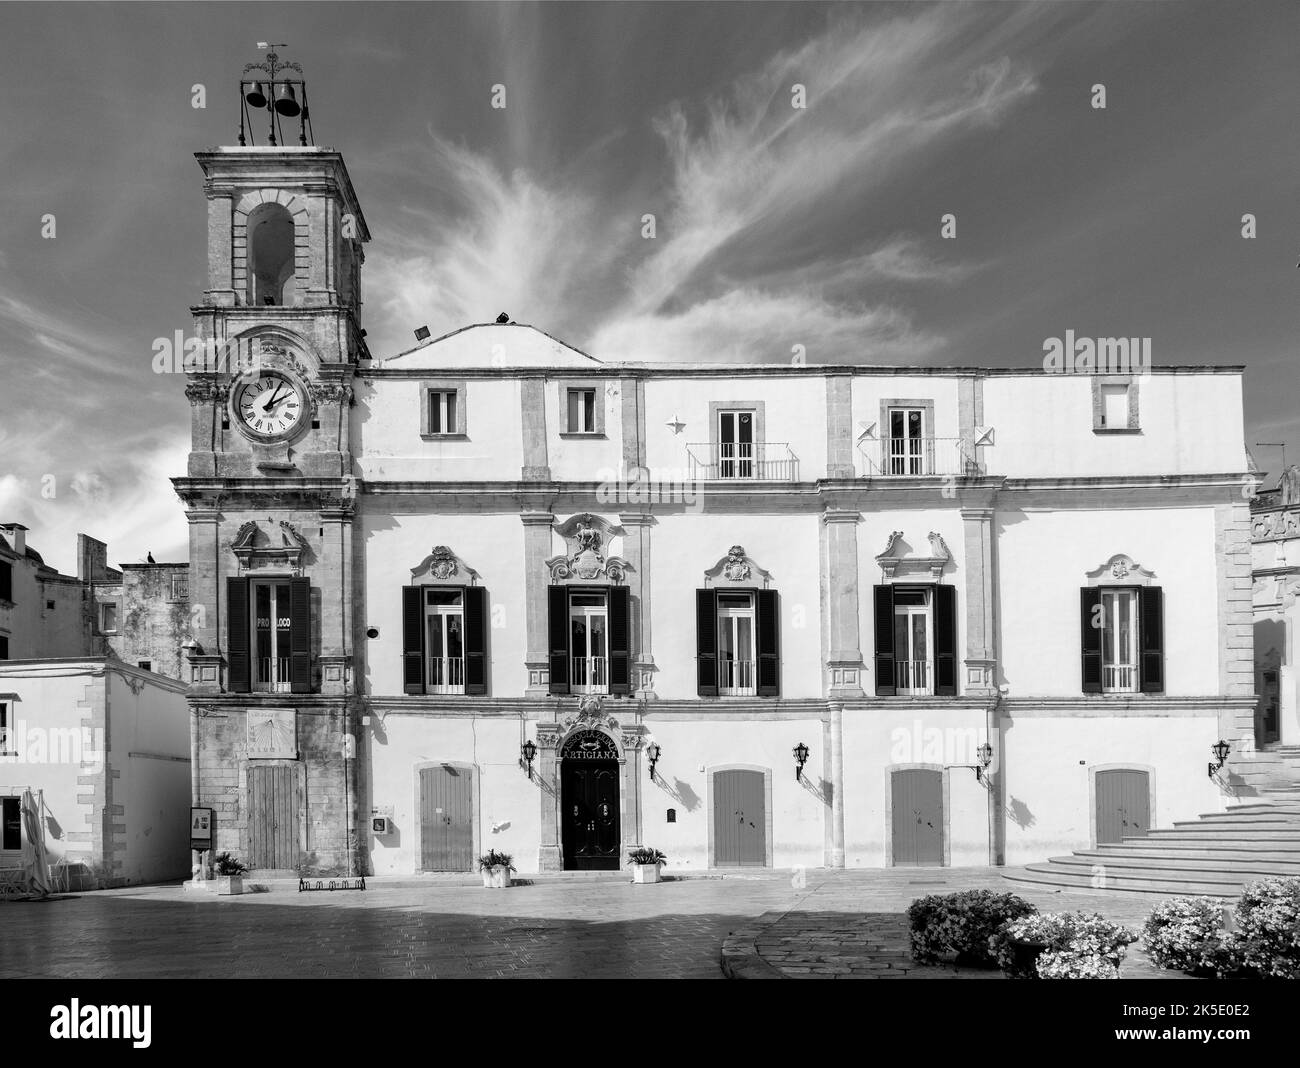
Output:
(77, 533), (110, 582)
(2, 523), (27, 555)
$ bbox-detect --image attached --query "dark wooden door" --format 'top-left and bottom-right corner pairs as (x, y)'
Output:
(420, 765), (474, 871)
(247, 763), (301, 870)
(561, 760), (620, 870)
(891, 769), (943, 866)
(1096, 769), (1150, 844)
(714, 769), (766, 866)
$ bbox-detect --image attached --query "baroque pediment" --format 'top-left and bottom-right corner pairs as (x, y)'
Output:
(1085, 553), (1156, 586)
(547, 513), (629, 583)
(232, 519), (310, 572)
(704, 545), (772, 587)
(411, 545), (480, 584)
(876, 531), (950, 580)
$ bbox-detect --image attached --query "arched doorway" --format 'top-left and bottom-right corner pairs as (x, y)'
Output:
(890, 767), (944, 866)
(1094, 768), (1151, 845)
(559, 729), (620, 870)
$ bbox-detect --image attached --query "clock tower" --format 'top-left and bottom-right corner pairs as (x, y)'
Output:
(174, 58), (371, 876)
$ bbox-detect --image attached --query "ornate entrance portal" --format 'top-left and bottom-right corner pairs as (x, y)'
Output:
(559, 729), (621, 870)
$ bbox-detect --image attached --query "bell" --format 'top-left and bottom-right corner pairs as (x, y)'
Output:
(273, 82), (300, 117)
(244, 81), (267, 109)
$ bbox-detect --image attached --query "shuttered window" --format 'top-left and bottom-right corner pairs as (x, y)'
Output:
(227, 576), (312, 695)
(547, 586), (631, 696)
(1081, 585), (1163, 694)
(695, 588), (780, 697)
(401, 585), (489, 696)
(874, 584), (957, 696)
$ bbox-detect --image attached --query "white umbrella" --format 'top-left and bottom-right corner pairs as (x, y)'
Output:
(20, 789), (51, 898)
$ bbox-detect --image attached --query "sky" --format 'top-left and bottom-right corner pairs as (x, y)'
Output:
(0, 1), (1294, 574)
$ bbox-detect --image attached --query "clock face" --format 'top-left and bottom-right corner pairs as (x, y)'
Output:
(235, 373), (306, 439)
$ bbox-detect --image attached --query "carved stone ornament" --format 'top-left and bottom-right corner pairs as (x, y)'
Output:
(411, 545), (480, 584)
(876, 531), (949, 581)
(703, 545), (772, 587)
(556, 694), (621, 746)
(1084, 553), (1156, 586)
(547, 513), (629, 584)
(309, 380), (353, 405)
(185, 377), (229, 405)
(231, 519), (310, 572)
(1252, 509), (1300, 543)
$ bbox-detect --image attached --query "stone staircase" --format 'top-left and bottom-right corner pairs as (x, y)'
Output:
(1006, 746), (1300, 897)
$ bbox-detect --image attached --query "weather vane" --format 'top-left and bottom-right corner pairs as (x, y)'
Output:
(238, 42), (313, 147)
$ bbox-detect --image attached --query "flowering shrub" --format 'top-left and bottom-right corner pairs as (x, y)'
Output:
(1142, 896), (1243, 977)
(1234, 877), (1300, 979)
(990, 911), (1138, 979)
(627, 847), (667, 866)
(477, 849), (515, 872)
(907, 890), (1037, 967)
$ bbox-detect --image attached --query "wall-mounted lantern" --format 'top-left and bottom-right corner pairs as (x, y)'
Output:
(520, 739), (538, 780)
(1208, 739), (1231, 778)
(647, 742), (662, 780)
(793, 742), (810, 782)
(976, 742), (994, 783)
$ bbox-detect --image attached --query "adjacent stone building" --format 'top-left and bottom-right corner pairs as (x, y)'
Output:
(1251, 466), (1300, 747)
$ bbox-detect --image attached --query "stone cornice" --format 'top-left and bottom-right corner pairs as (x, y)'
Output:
(358, 364), (1245, 379)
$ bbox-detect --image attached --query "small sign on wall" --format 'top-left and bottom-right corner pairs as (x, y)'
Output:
(246, 709), (297, 759)
(190, 807), (214, 853)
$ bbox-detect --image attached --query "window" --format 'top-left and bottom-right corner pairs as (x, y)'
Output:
(0, 702), (11, 754)
(887, 408), (928, 475)
(1081, 586), (1163, 694)
(696, 588), (780, 697)
(567, 389), (597, 434)
(717, 409), (755, 478)
(0, 561), (11, 602)
(1100, 385), (1127, 430)
(1, 796), (19, 850)
(100, 603), (118, 634)
(0, 636), (7, 660)
(425, 589), (465, 694)
(428, 390), (458, 435)
(401, 585), (487, 696)
(1092, 376), (1139, 432)
(873, 585), (957, 697)
(226, 576), (312, 695)
(45, 600), (55, 611)
(547, 585), (630, 695)
(247, 203), (296, 306)
(170, 574), (188, 601)
(137, 660), (153, 673)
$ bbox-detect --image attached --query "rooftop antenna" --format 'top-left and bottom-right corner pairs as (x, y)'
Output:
(238, 42), (313, 147)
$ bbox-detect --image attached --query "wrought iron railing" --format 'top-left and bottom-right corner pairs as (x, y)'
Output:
(428, 656), (465, 694)
(685, 442), (799, 481)
(859, 437), (977, 477)
(572, 656), (608, 695)
(254, 656), (292, 693)
(1103, 664), (1137, 693)
(895, 659), (932, 695)
(718, 659), (756, 696)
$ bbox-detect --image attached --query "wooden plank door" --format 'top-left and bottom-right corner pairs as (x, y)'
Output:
(714, 769), (766, 866)
(419, 765), (473, 871)
(1096, 769), (1150, 844)
(247, 764), (301, 870)
(891, 769), (943, 866)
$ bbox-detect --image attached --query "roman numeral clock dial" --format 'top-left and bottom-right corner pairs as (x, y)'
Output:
(234, 373), (307, 440)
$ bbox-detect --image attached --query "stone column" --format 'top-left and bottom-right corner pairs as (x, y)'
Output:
(186, 506), (222, 692)
(620, 512), (656, 697)
(522, 512), (555, 697)
(205, 194), (237, 306)
(825, 376), (855, 478)
(1218, 501), (1266, 789)
(520, 378), (550, 480)
(828, 704), (845, 867)
(960, 507), (997, 695)
(318, 498), (354, 696)
(536, 720), (563, 871)
(823, 509), (864, 698)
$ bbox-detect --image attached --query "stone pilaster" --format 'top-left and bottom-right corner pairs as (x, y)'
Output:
(522, 511), (555, 696)
(186, 507), (221, 689)
(822, 509), (864, 698)
(620, 512), (656, 697)
(204, 194), (237, 306)
(825, 376), (855, 478)
(960, 507), (997, 695)
(828, 704), (845, 867)
(958, 373), (986, 475)
(520, 378), (551, 480)
(318, 498), (355, 696)
(1217, 501), (1263, 788)
(536, 718), (563, 871)
(620, 375), (646, 474)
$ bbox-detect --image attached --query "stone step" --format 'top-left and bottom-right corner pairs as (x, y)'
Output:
(1096, 840), (1300, 858)
(1146, 825), (1300, 838)
(1185, 811), (1300, 824)
(1040, 852), (1300, 876)
(1007, 866), (1247, 897)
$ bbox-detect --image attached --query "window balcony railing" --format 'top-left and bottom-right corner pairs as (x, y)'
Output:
(571, 656), (608, 695)
(428, 656), (465, 695)
(685, 442), (799, 482)
(859, 437), (977, 478)
(895, 659), (932, 696)
(253, 657), (292, 693)
(718, 658), (756, 697)
(1103, 664), (1137, 693)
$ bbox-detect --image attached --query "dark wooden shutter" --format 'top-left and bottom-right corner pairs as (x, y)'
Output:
(226, 576), (250, 693)
(756, 589), (780, 697)
(873, 585), (896, 696)
(696, 589), (718, 697)
(608, 585), (631, 694)
(402, 586), (425, 694)
(1081, 587), (1103, 694)
(463, 586), (487, 695)
(548, 585), (570, 695)
(1139, 586), (1164, 694)
(933, 584), (957, 696)
(289, 576), (312, 694)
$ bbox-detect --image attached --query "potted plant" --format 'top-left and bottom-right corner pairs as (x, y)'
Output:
(477, 849), (515, 888)
(628, 847), (667, 884)
(212, 852), (248, 896)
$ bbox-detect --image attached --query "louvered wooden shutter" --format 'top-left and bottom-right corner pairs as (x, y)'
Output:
(547, 585), (570, 695)
(1081, 587), (1103, 694)
(463, 585), (487, 695)
(933, 584), (957, 696)
(1139, 586), (1164, 693)
(226, 577), (250, 693)
(873, 585), (895, 696)
(289, 577), (312, 694)
(696, 589), (718, 697)
(756, 589), (780, 697)
(402, 586), (424, 694)
(608, 585), (631, 694)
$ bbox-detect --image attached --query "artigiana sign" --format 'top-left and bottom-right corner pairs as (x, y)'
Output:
(190, 807), (214, 852)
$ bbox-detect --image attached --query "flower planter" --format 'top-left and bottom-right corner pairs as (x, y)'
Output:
(215, 875), (244, 897)
(632, 863), (662, 884)
(482, 866), (512, 889)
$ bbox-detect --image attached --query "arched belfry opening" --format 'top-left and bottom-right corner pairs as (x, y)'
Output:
(248, 203), (297, 306)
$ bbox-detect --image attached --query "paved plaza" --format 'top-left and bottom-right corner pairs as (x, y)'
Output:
(0, 868), (1190, 980)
